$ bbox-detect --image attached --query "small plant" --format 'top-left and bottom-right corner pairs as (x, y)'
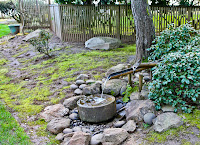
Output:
(122, 84), (134, 102)
(30, 30), (52, 57)
(143, 123), (150, 129)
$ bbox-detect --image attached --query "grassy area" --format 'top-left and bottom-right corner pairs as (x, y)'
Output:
(0, 24), (10, 38)
(0, 101), (31, 145)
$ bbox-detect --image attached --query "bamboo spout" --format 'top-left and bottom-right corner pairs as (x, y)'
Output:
(108, 62), (157, 80)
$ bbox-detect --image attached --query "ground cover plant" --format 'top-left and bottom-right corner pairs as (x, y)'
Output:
(0, 24), (10, 38)
(148, 23), (200, 113)
(0, 101), (30, 144)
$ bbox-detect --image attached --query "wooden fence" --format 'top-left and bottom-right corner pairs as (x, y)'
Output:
(21, 3), (200, 43)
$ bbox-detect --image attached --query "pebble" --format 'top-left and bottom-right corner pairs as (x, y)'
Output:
(143, 113), (156, 125)
(70, 84), (78, 90)
(76, 80), (85, 85)
(79, 84), (87, 89)
(86, 79), (96, 84)
(90, 133), (103, 145)
(69, 113), (79, 120)
(82, 128), (91, 133)
(63, 128), (73, 134)
(74, 89), (83, 95)
(114, 121), (126, 128)
(55, 133), (64, 141)
(143, 73), (149, 76)
(76, 74), (89, 80)
(73, 126), (82, 132)
(116, 103), (124, 111)
(95, 81), (103, 84)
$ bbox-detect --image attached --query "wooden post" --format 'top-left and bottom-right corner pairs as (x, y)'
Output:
(128, 64), (132, 87)
(139, 74), (143, 92)
(116, 5), (120, 39)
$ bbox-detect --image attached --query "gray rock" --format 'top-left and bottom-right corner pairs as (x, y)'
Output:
(85, 37), (121, 50)
(162, 105), (175, 112)
(120, 86), (127, 96)
(102, 128), (129, 145)
(63, 128), (73, 134)
(103, 79), (127, 96)
(74, 89), (83, 95)
(82, 83), (101, 95)
(69, 113), (79, 120)
(76, 80), (85, 85)
(153, 113), (183, 132)
(130, 92), (140, 100)
(114, 121), (126, 128)
(116, 103), (123, 111)
(143, 113), (156, 125)
(143, 76), (151, 82)
(55, 133), (64, 141)
(125, 100), (156, 122)
(79, 84), (87, 89)
(77, 74), (89, 80)
(142, 73), (149, 76)
(72, 126), (82, 132)
(90, 133), (104, 145)
(96, 81), (103, 85)
(70, 84), (78, 90)
(67, 131), (91, 145)
(86, 80), (96, 84)
(47, 118), (71, 134)
(62, 133), (75, 145)
(106, 64), (127, 77)
(22, 29), (42, 41)
(122, 120), (136, 133)
(63, 96), (83, 109)
(140, 90), (149, 100)
(39, 104), (69, 122)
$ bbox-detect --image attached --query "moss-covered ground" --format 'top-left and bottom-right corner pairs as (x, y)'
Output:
(0, 36), (136, 144)
(0, 24), (10, 38)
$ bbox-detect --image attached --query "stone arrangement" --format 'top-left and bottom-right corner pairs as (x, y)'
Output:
(38, 64), (184, 145)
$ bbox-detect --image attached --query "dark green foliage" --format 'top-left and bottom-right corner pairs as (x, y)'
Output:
(151, 0), (170, 6)
(148, 23), (200, 113)
(30, 30), (52, 57)
(0, 1), (21, 23)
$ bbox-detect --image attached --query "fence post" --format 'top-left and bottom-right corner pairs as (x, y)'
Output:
(116, 5), (120, 39)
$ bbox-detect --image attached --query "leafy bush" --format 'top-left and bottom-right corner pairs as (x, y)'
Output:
(122, 84), (139, 102)
(30, 30), (52, 57)
(148, 23), (200, 113)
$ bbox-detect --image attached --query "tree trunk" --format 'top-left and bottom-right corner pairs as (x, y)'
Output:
(131, 0), (155, 61)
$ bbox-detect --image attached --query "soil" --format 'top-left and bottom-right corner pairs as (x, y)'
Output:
(0, 31), (199, 145)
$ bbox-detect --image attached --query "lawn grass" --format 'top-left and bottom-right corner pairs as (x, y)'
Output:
(0, 101), (31, 145)
(0, 24), (10, 38)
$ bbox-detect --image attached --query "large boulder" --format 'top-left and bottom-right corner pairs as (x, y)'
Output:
(22, 29), (42, 41)
(63, 96), (83, 109)
(153, 113), (183, 132)
(39, 104), (69, 122)
(67, 131), (91, 145)
(82, 83), (101, 95)
(85, 37), (121, 50)
(47, 118), (71, 134)
(106, 64), (127, 77)
(102, 128), (129, 145)
(103, 79), (127, 96)
(125, 100), (156, 122)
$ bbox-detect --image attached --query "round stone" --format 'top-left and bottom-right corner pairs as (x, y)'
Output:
(76, 80), (85, 85)
(114, 121), (126, 128)
(116, 103), (123, 111)
(70, 84), (78, 90)
(143, 76), (151, 82)
(63, 128), (73, 134)
(73, 126), (82, 132)
(79, 84), (87, 89)
(90, 133), (103, 145)
(143, 113), (156, 125)
(69, 113), (79, 120)
(74, 89), (83, 95)
(86, 80), (96, 84)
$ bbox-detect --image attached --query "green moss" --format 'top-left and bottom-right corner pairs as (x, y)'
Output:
(13, 49), (29, 58)
(0, 58), (8, 65)
(0, 24), (10, 38)
(182, 140), (192, 145)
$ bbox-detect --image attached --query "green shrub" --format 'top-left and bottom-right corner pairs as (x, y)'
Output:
(148, 24), (200, 113)
(30, 30), (52, 57)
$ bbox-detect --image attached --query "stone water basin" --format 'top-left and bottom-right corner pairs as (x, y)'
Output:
(77, 95), (116, 123)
